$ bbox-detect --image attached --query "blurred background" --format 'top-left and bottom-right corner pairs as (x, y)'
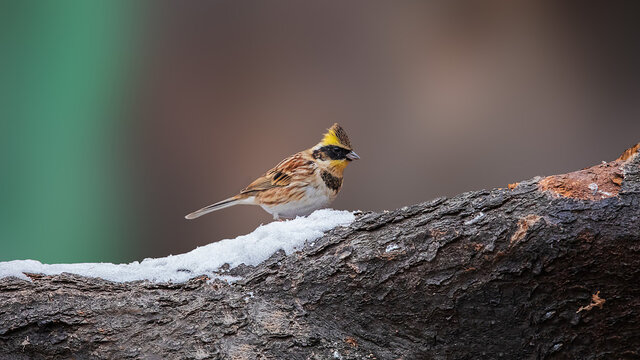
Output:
(2, 1), (639, 263)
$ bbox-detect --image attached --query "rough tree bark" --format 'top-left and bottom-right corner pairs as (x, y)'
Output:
(1, 144), (639, 360)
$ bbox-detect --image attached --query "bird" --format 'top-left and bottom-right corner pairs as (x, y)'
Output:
(185, 123), (359, 220)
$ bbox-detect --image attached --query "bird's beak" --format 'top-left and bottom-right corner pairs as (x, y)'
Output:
(346, 151), (360, 160)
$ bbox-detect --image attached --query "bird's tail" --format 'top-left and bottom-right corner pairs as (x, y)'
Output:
(185, 195), (253, 219)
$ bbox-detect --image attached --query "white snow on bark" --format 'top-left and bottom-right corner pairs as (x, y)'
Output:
(0, 209), (354, 283)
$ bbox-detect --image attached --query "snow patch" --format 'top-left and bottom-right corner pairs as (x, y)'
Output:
(464, 212), (485, 225)
(0, 209), (354, 283)
(385, 244), (400, 252)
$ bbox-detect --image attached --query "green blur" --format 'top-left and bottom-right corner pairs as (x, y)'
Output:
(0, 1), (139, 263)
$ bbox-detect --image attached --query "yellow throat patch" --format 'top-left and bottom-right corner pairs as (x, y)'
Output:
(329, 159), (348, 173)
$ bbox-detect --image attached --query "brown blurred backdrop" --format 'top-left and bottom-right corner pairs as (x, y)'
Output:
(133, 1), (640, 259)
(7, 1), (637, 262)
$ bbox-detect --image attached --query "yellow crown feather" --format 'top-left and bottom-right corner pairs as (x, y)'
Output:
(320, 123), (352, 149)
(321, 129), (341, 146)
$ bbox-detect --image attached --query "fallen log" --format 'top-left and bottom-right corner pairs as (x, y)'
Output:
(1, 143), (639, 359)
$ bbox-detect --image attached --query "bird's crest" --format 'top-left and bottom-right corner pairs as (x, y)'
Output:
(320, 123), (352, 149)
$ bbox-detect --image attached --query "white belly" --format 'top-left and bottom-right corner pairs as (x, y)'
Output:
(260, 184), (335, 219)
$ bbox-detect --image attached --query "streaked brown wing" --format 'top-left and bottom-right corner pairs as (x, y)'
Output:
(240, 152), (312, 194)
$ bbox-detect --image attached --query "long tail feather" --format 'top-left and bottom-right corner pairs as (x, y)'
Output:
(185, 195), (252, 219)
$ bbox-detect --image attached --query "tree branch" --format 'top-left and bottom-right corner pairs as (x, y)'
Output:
(2, 144), (639, 359)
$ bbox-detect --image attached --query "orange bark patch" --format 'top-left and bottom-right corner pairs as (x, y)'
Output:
(617, 142), (640, 161)
(379, 250), (405, 260)
(538, 142), (638, 201)
(345, 336), (358, 347)
(538, 161), (624, 201)
(430, 229), (448, 239)
(508, 182), (519, 190)
(577, 291), (606, 313)
(23, 273), (48, 281)
(510, 215), (542, 244)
